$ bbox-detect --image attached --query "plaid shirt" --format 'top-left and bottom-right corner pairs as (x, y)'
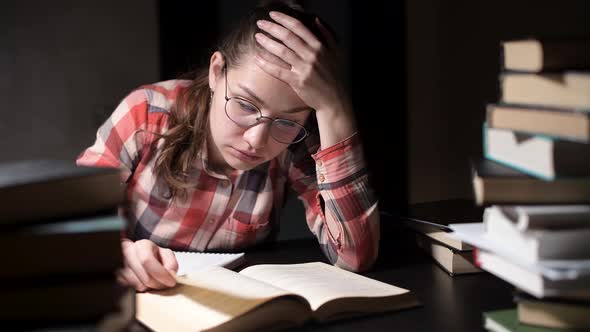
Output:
(77, 80), (380, 271)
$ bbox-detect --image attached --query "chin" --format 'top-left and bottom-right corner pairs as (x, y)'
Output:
(228, 162), (256, 171)
(221, 146), (269, 171)
(224, 154), (264, 171)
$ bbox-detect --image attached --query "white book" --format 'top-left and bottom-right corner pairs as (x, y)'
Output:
(498, 205), (590, 230)
(484, 125), (590, 180)
(476, 250), (590, 299)
(174, 251), (245, 276)
(448, 223), (590, 273)
(484, 206), (590, 262)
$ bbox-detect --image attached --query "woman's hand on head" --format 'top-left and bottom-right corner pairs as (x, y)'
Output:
(117, 239), (178, 292)
(254, 11), (349, 115)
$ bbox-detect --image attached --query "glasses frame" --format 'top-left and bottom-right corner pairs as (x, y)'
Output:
(223, 67), (308, 145)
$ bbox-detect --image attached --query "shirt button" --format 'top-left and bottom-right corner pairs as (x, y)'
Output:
(318, 174), (325, 183)
(316, 160), (323, 167)
(220, 180), (230, 188)
(207, 218), (215, 225)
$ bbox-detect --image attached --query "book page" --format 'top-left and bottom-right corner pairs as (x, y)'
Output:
(174, 251), (245, 275)
(136, 266), (294, 332)
(239, 262), (410, 311)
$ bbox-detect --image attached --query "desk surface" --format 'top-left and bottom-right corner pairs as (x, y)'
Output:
(133, 223), (514, 332)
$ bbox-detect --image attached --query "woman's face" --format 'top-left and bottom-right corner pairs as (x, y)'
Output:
(207, 52), (311, 172)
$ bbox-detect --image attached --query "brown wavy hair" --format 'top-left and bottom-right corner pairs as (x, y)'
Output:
(154, 0), (328, 201)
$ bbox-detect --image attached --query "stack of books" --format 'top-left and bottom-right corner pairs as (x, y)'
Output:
(401, 200), (483, 276)
(0, 160), (134, 331)
(473, 38), (590, 205)
(452, 38), (590, 331)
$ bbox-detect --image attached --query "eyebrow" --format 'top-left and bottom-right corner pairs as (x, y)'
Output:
(237, 84), (311, 114)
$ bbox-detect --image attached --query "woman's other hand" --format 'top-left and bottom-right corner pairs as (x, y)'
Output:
(117, 239), (178, 292)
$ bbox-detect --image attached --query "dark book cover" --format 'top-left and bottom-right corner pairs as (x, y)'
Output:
(471, 158), (590, 204)
(0, 160), (124, 225)
(472, 158), (531, 179)
(0, 276), (133, 323)
(0, 214), (125, 279)
(0, 159), (119, 189)
(403, 199), (484, 232)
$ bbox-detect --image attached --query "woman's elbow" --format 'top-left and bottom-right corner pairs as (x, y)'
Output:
(334, 243), (379, 273)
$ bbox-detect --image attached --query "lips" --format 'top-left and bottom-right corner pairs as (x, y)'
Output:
(229, 147), (262, 162)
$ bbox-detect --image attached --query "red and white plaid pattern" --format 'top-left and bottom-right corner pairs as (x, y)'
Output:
(77, 80), (380, 271)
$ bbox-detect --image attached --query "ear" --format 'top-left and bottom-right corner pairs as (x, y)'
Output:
(208, 51), (225, 92)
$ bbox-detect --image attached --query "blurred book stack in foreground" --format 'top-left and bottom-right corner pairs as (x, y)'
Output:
(452, 38), (590, 331)
(0, 160), (134, 331)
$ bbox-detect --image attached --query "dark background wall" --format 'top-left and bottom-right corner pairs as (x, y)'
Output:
(0, 1), (160, 163)
(2, 1), (589, 239)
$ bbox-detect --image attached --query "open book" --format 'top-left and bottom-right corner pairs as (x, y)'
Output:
(137, 262), (419, 332)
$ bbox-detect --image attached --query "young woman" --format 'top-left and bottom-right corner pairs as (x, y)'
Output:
(77, 1), (379, 291)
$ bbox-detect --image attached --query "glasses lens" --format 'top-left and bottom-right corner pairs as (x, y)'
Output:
(225, 98), (259, 127)
(270, 119), (307, 144)
(225, 97), (307, 144)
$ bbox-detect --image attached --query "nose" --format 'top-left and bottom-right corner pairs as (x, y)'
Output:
(243, 121), (271, 149)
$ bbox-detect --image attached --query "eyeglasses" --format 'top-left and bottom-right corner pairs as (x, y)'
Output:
(223, 68), (308, 144)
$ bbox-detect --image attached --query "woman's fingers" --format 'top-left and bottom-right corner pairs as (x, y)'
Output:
(159, 247), (179, 274)
(115, 269), (127, 285)
(253, 12), (346, 112)
(268, 11), (322, 51)
(254, 54), (294, 85)
(123, 239), (177, 290)
(256, 49), (292, 70)
(117, 267), (148, 292)
(257, 19), (314, 62)
(118, 239), (148, 291)
(124, 243), (161, 288)
(255, 32), (302, 67)
(136, 240), (177, 288)
(119, 239), (177, 291)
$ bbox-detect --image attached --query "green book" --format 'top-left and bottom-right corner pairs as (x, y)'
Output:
(484, 309), (567, 332)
